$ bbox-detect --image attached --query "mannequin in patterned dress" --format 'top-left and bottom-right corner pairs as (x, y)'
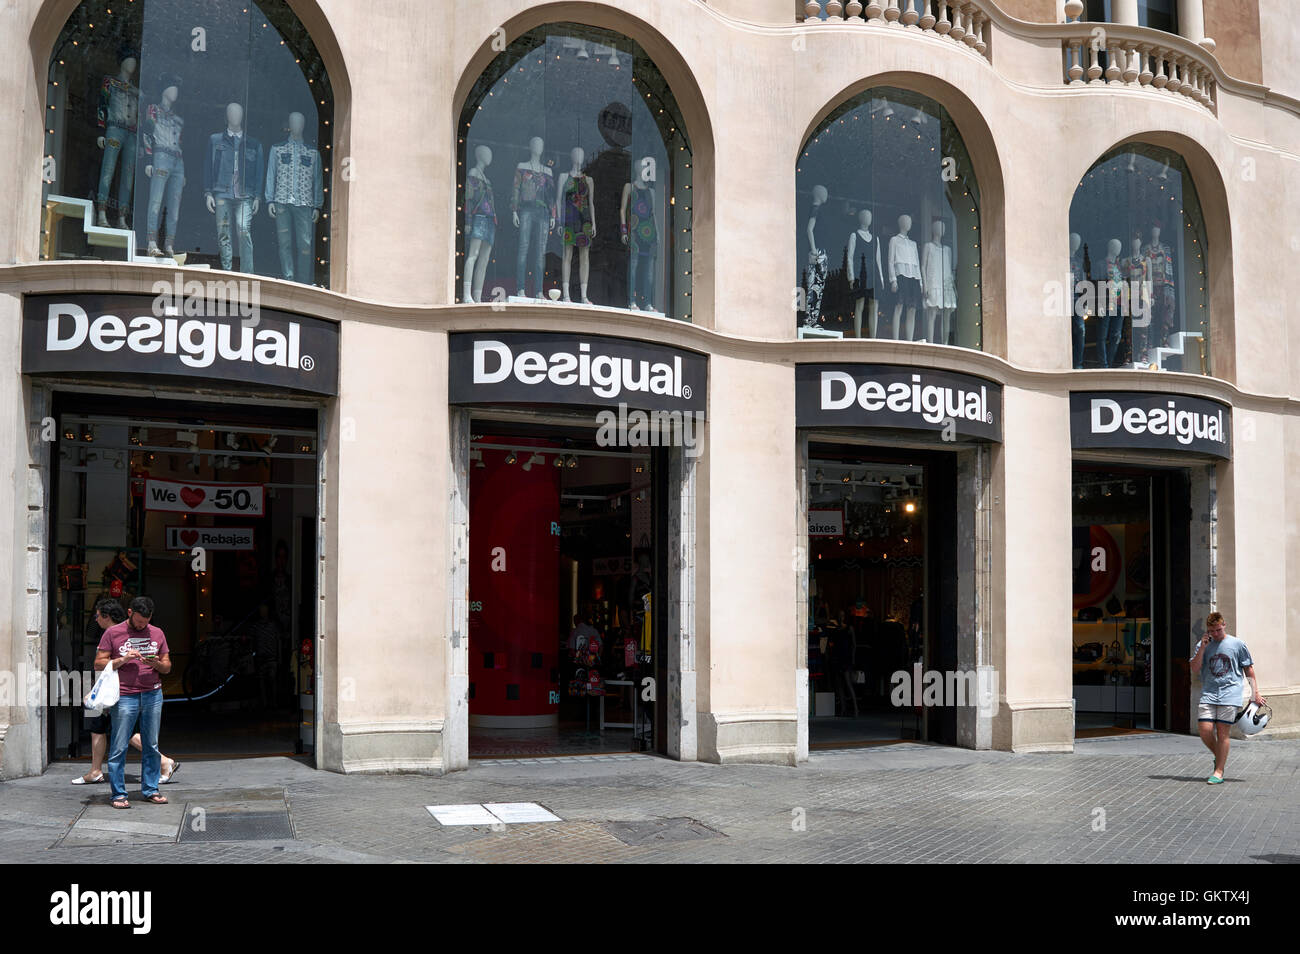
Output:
(621, 156), (660, 311)
(1143, 224), (1176, 353)
(557, 146), (596, 304)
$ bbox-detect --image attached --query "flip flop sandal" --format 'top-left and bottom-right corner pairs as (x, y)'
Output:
(111, 797), (131, 809)
(1206, 775), (1224, 784)
(71, 772), (105, 785)
(144, 794), (168, 804)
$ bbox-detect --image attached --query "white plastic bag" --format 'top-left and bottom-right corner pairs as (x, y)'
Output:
(84, 666), (120, 712)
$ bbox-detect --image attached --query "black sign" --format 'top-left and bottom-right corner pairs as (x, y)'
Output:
(1070, 391), (1231, 458)
(22, 292), (339, 396)
(795, 364), (1002, 442)
(449, 332), (707, 415)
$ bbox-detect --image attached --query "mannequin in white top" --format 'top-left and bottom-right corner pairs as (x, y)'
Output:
(556, 146), (596, 304)
(846, 209), (884, 338)
(920, 219), (956, 344)
(463, 145), (493, 304)
(888, 214), (922, 340)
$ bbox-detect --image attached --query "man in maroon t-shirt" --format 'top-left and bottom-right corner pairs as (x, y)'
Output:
(95, 596), (172, 808)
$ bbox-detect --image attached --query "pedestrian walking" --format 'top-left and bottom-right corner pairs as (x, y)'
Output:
(73, 598), (179, 785)
(94, 596), (172, 808)
(1190, 611), (1264, 784)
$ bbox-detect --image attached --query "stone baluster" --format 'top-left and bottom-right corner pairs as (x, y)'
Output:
(919, 0), (936, 31)
(1104, 38), (1122, 83)
(1165, 54), (1183, 94)
(1086, 41), (1103, 83)
(1151, 52), (1168, 89)
(1067, 41), (1085, 84)
(973, 11), (987, 54)
(826, 0), (844, 20)
(1137, 45), (1153, 86)
(846, 0), (864, 22)
(949, 2), (967, 41)
(884, 0), (902, 23)
(963, 7), (980, 47)
(866, 0), (884, 20)
(1120, 43), (1139, 83)
(804, 1), (824, 20)
(901, 0), (919, 27)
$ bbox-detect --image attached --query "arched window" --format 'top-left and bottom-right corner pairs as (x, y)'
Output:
(457, 24), (693, 319)
(42, 0), (335, 286)
(1067, 144), (1210, 373)
(796, 87), (982, 348)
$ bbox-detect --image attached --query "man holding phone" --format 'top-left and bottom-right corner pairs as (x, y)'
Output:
(1190, 612), (1264, 785)
(94, 596), (172, 808)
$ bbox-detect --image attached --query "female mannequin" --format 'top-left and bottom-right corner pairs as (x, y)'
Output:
(1143, 223), (1175, 353)
(1098, 238), (1126, 368)
(1069, 232), (1085, 369)
(511, 137), (555, 299)
(920, 218), (956, 344)
(803, 184), (829, 327)
(888, 214), (922, 340)
(96, 53), (139, 229)
(557, 147), (596, 304)
(846, 209), (883, 338)
(1123, 234), (1150, 364)
(463, 145), (496, 303)
(621, 158), (659, 311)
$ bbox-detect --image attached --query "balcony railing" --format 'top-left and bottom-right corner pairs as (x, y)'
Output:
(800, 2), (992, 61)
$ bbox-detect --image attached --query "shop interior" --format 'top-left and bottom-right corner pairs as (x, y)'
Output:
(1071, 465), (1187, 736)
(50, 397), (319, 762)
(468, 421), (657, 758)
(807, 452), (931, 747)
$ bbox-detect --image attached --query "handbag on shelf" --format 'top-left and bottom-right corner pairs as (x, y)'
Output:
(58, 548), (88, 591)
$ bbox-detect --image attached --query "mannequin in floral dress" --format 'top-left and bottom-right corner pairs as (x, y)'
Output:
(1143, 223), (1176, 353)
(557, 146), (596, 304)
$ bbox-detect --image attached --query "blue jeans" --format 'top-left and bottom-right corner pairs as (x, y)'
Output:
(515, 205), (548, 296)
(1072, 314), (1085, 369)
(629, 249), (657, 310)
(216, 196), (255, 272)
(97, 124), (136, 216)
(107, 688), (163, 799)
(274, 203), (315, 283)
(146, 152), (185, 245)
(1097, 312), (1123, 368)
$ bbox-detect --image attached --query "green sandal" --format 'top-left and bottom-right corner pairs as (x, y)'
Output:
(1206, 775), (1224, 784)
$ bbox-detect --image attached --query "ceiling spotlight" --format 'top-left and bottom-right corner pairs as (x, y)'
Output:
(226, 432), (240, 450)
(904, 501), (917, 514)
(262, 435), (278, 456)
(566, 455), (578, 468)
(634, 462), (645, 474)
(554, 455), (564, 468)
(505, 450), (517, 465)
(841, 472), (851, 484)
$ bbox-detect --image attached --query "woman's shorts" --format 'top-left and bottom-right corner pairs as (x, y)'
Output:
(1197, 703), (1238, 724)
(469, 214), (496, 246)
(894, 275), (922, 309)
(85, 711), (111, 734)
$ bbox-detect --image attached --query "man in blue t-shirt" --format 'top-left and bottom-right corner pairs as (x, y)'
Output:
(1190, 612), (1264, 785)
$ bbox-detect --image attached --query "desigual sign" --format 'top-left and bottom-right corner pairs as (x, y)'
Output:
(449, 332), (707, 414)
(22, 293), (339, 396)
(795, 364), (1002, 442)
(1070, 391), (1231, 458)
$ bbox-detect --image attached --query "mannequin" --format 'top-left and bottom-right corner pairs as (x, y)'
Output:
(803, 184), (829, 327)
(204, 103), (264, 273)
(845, 209), (883, 337)
(266, 111), (323, 285)
(1069, 232), (1086, 369)
(461, 144), (496, 302)
(621, 157), (659, 311)
(1143, 223), (1176, 355)
(1124, 234), (1151, 365)
(95, 52), (139, 229)
(511, 136), (555, 300)
(141, 74), (185, 257)
(920, 218), (957, 344)
(888, 214), (922, 340)
(557, 147), (596, 304)
(1097, 238), (1125, 368)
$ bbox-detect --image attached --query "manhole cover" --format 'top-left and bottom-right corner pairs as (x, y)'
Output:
(603, 818), (722, 846)
(178, 810), (294, 843)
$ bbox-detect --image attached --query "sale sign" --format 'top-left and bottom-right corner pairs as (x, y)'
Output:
(165, 526), (255, 550)
(145, 478), (264, 517)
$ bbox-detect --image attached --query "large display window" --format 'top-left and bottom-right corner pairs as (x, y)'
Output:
(42, 0), (334, 285)
(796, 87), (982, 346)
(457, 24), (693, 318)
(1067, 144), (1210, 372)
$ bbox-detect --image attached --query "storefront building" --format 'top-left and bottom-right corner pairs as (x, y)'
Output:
(1, 0), (1297, 776)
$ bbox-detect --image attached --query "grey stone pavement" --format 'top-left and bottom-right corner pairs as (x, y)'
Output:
(2, 732), (1298, 863)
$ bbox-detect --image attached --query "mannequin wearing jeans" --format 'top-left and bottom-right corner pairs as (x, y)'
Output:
(1097, 238), (1125, 368)
(95, 55), (139, 229)
(266, 111), (323, 284)
(462, 144), (496, 303)
(1124, 235), (1152, 365)
(141, 76), (185, 257)
(1069, 232), (1086, 368)
(205, 103), (264, 272)
(621, 159), (659, 311)
(511, 137), (555, 299)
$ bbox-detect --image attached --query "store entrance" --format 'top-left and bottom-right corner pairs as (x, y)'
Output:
(807, 445), (960, 748)
(48, 395), (320, 762)
(1071, 466), (1190, 736)
(468, 420), (660, 758)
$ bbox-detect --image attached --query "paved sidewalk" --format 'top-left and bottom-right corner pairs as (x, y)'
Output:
(3, 733), (1298, 863)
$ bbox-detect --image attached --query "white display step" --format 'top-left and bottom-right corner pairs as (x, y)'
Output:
(1130, 331), (1202, 371)
(798, 325), (844, 339)
(45, 193), (134, 259)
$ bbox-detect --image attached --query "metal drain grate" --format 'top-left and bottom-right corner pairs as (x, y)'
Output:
(178, 810), (294, 843)
(603, 817), (723, 846)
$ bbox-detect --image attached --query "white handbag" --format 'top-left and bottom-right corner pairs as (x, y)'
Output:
(84, 666), (120, 713)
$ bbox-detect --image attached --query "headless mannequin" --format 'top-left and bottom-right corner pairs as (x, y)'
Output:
(96, 56), (139, 229)
(888, 214), (921, 340)
(557, 146), (595, 304)
(512, 137), (555, 300)
(1143, 224), (1174, 352)
(920, 219), (955, 344)
(845, 209), (883, 338)
(462, 144), (494, 303)
(803, 184), (829, 327)
(1099, 237), (1124, 367)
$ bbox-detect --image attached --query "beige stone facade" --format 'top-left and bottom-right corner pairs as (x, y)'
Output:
(1, 0), (1297, 778)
